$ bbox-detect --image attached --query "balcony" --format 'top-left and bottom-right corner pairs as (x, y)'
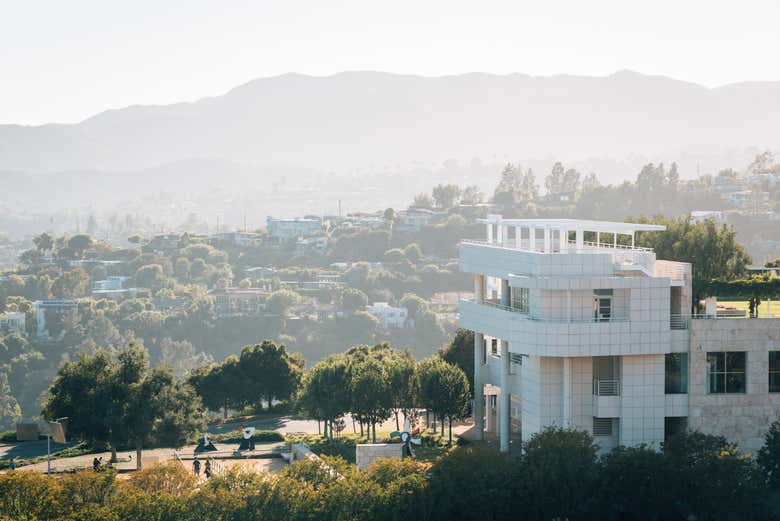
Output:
(592, 378), (621, 418)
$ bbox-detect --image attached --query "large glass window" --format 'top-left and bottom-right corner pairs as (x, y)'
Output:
(770, 352), (780, 393)
(510, 287), (529, 312)
(665, 353), (688, 394)
(707, 352), (746, 394)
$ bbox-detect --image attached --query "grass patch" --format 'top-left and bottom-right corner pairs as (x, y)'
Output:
(0, 430), (16, 443)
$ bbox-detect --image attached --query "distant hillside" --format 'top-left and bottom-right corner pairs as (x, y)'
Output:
(1, 70), (779, 174)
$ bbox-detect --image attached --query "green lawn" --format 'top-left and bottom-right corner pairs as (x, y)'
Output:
(719, 300), (780, 318)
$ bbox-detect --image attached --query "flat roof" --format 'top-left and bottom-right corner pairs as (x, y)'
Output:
(477, 217), (666, 234)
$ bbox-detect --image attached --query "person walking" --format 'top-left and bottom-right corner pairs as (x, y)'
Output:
(193, 456), (201, 476)
(92, 457), (101, 472)
(204, 459), (212, 479)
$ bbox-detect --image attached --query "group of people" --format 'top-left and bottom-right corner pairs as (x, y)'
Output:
(192, 456), (213, 479)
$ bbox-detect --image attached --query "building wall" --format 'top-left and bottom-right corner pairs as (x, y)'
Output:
(689, 319), (780, 452)
(520, 356), (563, 442)
(619, 354), (665, 448)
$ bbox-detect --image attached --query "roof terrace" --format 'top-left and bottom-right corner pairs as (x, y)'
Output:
(469, 215), (666, 254)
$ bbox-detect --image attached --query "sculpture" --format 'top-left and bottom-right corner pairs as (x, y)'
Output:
(390, 418), (422, 458)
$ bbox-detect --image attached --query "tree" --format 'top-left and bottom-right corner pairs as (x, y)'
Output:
(386, 351), (416, 430)
(135, 264), (165, 290)
(67, 234), (94, 258)
(758, 420), (780, 490)
(460, 185), (484, 205)
(44, 345), (203, 468)
(516, 427), (599, 520)
(414, 358), (470, 442)
(0, 372), (21, 431)
(341, 288), (369, 313)
(431, 184), (461, 209)
(266, 289), (301, 316)
(493, 163), (538, 207)
(51, 269), (90, 298)
(33, 232), (54, 253)
(633, 216), (751, 299)
(402, 243), (423, 263)
(113, 346), (204, 469)
(300, 356), (351, 440)
(349, 356), (393, 442)
(43, 349), (117, 448)
(173, 257), (191, 280)
(412, 193), (433, 209)
(159, 338), (211, 379)
(383, 208), (395, 222)
(188, 356), (244, 420)
(438, 328), (474, 395)
(238, 340), (304, 411)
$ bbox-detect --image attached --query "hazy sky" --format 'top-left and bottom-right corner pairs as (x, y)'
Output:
(2, 0), (779, 125)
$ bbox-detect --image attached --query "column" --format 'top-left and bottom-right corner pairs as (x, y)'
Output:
(473, 332), (485, 440)
(576, 229), (584, 252)
(501, 279), (510, 308)
(560, 228), (568, 253)
(515, 226), (522, 249)
(528, 227), (536, 251)
(487, 223), (493, 243)
(499, 340), (511, 452)
(543, 228), (551, 253)
(562, 357), (572, 428)
(474, 274), (485, 302)
(496, 224), (503, 245)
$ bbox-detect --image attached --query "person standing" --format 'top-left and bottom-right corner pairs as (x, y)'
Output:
(193, 456), (201, 476)
(204, 459), (212, 479)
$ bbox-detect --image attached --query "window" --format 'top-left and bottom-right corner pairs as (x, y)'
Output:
(770, 352), (780, 393)
(491, 338), (499, 356)
(593, 418), (613, 436)
(707, 352), (746, 394)
(510, 287), (529, 312)
(665, 353), (688, 394)
(593, 289), (613, 321)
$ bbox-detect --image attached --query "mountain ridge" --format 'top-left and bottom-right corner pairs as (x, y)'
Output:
(1, 70), (779, 173)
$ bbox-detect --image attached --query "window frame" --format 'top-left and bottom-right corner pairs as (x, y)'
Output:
(706, 351), (746, 394)
(665, 353), (689, 394)
(769, 351), (780, 393)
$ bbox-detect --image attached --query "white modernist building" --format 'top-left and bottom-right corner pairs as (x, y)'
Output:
(461, 215), (780, 453)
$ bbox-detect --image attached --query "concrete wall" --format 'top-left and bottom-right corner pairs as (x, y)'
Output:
(689, 319), (780, 452)
(356, 443), (403, 470)
(619, 354), (665, 448)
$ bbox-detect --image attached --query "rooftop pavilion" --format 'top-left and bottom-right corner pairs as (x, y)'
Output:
(474, 215), (666, 254)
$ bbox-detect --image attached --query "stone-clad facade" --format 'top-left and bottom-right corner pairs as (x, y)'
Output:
(689, 319), (780, 452)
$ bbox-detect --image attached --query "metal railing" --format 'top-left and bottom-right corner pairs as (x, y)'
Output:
(461, 298), (628, 323)
(593, 378), (621, 396)
(573, 240), (653, 253)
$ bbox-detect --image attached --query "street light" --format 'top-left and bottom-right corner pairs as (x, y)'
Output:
(40, 417), (67, 474)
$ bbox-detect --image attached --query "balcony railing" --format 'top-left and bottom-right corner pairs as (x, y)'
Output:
(462, 298), (628, 323)
(593, 378), (621, 396)
(460, 238), (654, 254)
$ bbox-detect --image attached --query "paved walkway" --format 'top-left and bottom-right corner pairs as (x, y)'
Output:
(1, 412), (477, 474)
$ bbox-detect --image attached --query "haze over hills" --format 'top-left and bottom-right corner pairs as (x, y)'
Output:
(1, 70), (779, 176)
